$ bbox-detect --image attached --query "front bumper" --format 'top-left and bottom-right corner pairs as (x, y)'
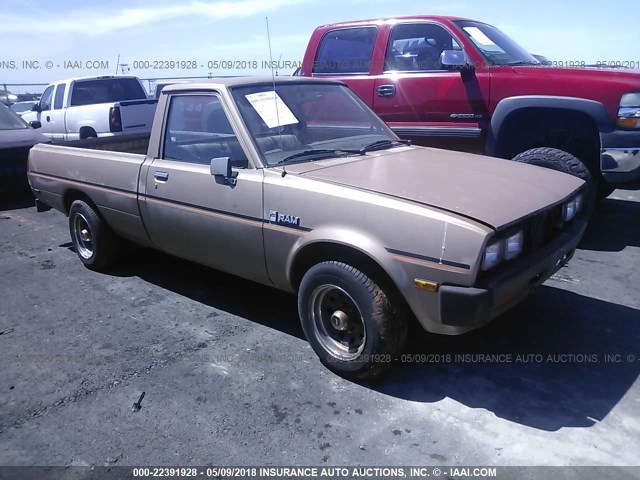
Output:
(0, 146), (32, 193)
(600, 129), (640, 184)
(438, 217), (588, 329)
(0, 161), (29, 193)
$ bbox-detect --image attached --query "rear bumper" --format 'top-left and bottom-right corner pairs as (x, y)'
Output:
(437, 217), (587, 329)
(600, 129), (640, 184)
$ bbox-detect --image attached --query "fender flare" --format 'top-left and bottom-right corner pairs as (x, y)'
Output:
(285, 225), (410, 294)
(486, 95), (612, 157)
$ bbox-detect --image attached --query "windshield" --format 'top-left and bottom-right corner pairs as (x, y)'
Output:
(0, 103), (28, 130)
(230, 82), (398, 166)
(454, 20), (540, 66)
(10, 102), (35, 114)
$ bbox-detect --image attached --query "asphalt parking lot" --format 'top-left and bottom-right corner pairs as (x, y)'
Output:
(1, 187), (639, 468)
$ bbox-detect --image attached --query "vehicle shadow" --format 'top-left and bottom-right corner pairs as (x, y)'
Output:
(0, 190), (34, 212)
(108, 249), (305, 340)
(579, 197), (640, 251)
(365, 285), (640, 432)
(104, 248), (640, 432)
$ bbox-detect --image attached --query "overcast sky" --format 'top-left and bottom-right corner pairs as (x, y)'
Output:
(1, 0), (638, 93)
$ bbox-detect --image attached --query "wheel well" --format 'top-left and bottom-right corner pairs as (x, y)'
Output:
(290, 242), (415, 321)
(494, 108), (600, 173)
(62, 189), (93, 215)
(290, 242), (417, 324)
(79, 126), (97, 139)
(290, 243), (390, 291)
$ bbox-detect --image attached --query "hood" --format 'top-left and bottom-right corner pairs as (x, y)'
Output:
(508, 66), (640, 115)
(511, 66), (640, 85)
(0, 127), (49, 150)
(287, 147), (585, 229)
(512, 66), (640, 82)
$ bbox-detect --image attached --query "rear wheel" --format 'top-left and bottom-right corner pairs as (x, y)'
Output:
(298, 261), (407, 379)
(79, 127), (97, 139)
(68, 199), (120, 271)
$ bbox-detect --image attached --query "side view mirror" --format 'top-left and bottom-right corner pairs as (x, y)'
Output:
(440, 50), (474, 71)
(210, 157), (237, 186)
(31, 104), (41, 112)
(29, 120), (42, 129)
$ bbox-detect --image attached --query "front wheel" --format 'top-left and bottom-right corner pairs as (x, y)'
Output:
(512, 147), (592, 182)
(298, 261), (407, 379)
(512, 147), (598, 210)
(597, 183), (616, 200)
(68, 199), (121, 271)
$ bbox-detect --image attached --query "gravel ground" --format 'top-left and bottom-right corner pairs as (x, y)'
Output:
(0, 188), (639, 470)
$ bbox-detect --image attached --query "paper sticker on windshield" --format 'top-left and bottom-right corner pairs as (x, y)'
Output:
(245, 91), (299, 129)
(463, 27), (495, 46)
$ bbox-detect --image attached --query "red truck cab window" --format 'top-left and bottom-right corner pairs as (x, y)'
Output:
(385, 23), (462, 72)
(313, 27), (377, 74)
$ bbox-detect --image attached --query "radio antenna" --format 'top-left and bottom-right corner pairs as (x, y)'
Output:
(265, 17), (286, 177)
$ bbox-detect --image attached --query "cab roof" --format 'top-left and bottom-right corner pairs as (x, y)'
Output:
(314, 15), (475, 29)
(161, 76), (343, 93)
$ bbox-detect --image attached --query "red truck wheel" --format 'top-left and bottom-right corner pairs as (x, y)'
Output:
(512, 147), (592, 182)
(512, 147), (599, 209)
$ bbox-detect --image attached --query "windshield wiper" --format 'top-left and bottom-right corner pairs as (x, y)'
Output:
(358, 139), (411, 154)
(276, 149), (352, 165)
(275, 140), (411, 165)
(504, 61), (540, 66)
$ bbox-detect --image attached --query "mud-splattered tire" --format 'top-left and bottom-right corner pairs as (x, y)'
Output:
(512, 147), (597, 210)
(512, 147), (592, 182)
(68, 199), (120, 271)
(298, 261), (407, 379)
(597, 183), (616, 200)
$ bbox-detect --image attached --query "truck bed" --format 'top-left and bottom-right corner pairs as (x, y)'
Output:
(54, 132), (151, 155)
(28, 134), (151, 245)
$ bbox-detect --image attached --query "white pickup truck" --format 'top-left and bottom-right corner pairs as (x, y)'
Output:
(22, 75), (157, 141)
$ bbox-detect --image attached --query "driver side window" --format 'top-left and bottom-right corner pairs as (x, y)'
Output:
(39, 85), (54, 111)
(163, 95), (248, 168)
(385, 23), (461, 72)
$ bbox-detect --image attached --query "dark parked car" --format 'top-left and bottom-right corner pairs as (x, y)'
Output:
(0, 103), (49, 192)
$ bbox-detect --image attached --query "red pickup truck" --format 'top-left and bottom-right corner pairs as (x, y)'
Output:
(300, 16), (640, 198)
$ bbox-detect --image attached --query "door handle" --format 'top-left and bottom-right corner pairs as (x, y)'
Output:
(377, 85), (396, 97)
(46, 116), (51, 122)
(154, 171), (169, 182)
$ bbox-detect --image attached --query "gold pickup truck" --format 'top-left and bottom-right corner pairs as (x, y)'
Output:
(28, 77), (587, 378)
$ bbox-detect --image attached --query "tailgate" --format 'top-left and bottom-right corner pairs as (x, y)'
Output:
(117, 99), (158, 132)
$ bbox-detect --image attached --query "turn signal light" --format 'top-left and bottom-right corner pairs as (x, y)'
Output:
(617, 117), (639, 128)
(414, 279), (439, 292)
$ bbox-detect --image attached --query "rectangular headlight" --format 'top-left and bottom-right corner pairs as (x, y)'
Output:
(618, 93), (640, 128)
(620, 92), (640, 107)
(504, 230), (524, 260)
(563, 200), (576, 221)
(563, 196), (578, 221)
(482, 239), (503, 271)
(574, 193), (584, 214)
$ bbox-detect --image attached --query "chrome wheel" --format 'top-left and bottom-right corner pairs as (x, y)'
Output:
(73, 213), (94, 259)
(309, 284), (366, 361)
